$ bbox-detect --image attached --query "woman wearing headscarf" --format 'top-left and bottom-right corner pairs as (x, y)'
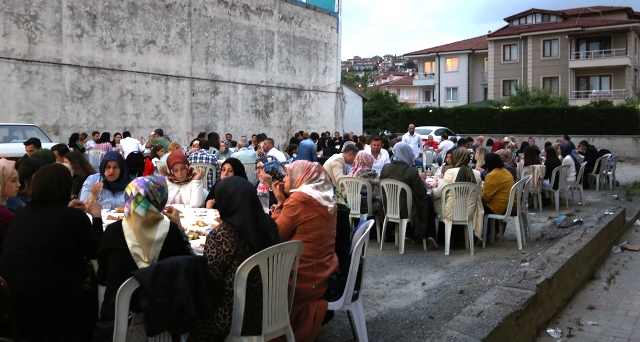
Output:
(190, 177), (280, 341)
(6, 158), (46, 213)
(560, 143), (580, 185)
(380, 142), (437, 248)
(80, 151), (134, 211)
(95, 176), (191, 340)
(0, 158), (20, 252)
(0, 163), (103, 340)
(205, 157), (247, 209)
(165, 150), (206, 208)
(214, 141), (233, 161)
(271, 160), (338, 342)
(481, 153), (514, 239)
(350, 150), (383, 222)
(490, 139), (505, 153)
(430, 147), (484, 239)
(495, 149), (517, 181)
(68, 132), (86, 153)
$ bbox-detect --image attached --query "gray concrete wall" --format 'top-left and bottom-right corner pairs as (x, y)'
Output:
(341, 85), (363, 135)
(0, 0), (341, 148)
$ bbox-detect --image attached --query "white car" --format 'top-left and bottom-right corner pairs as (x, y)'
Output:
(413, 126), (461, 143)
(0, 123), (57, 159)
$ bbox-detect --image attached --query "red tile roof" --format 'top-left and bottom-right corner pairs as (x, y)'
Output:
(383, 75), (415, 86)
(561, 6), (634, 17)
(404, 35), (488, 56)
(487, 17), (640, 38)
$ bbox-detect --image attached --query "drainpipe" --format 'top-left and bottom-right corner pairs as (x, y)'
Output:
(468, 51), (473, 104)
(567, 35), (571, 101)
(520, 35), (524, 86)
(437, 53), (440, 107)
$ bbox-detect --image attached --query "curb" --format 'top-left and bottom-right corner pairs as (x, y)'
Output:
(432, 204), (640, 341)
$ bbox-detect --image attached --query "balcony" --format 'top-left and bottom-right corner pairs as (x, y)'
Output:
(569, 48), (632, 69)
(416, 101), (437, 108)
(413, 72), (437, 86)
(570, 89), (626, 99)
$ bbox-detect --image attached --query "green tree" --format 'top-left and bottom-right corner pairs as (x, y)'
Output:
(507, 84), (568, 107)
(403, 59), (417, 70)
(363, 89), (409, 135)
(341, 71), (356, 87)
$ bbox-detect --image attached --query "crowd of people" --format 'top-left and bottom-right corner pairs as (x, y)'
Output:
(0, 125), (611, 341)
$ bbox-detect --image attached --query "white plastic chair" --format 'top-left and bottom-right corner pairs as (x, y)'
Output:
(548, 165), (570, 211)
(243, 162), (258, 186)
(87, 149), (105, 171)
(521, 165), (545, 212)
(338, 177), (377, 237)
(482, 176), (528, 250)
(328, 220), (375, 342)
(604, 156), (617, 190)
(379, 179), (412, 254)
(435, 183), (481, 256)
(155, 160), (167, 176)
(422, 150), (437, 171)
(191, 163), (217, 192)
(518, 175), (532, 245)
(590, 154), (611, 191)
(568, 162), (588, 206)
(113, 277), (177, 342)
(225, 240), (303, 342)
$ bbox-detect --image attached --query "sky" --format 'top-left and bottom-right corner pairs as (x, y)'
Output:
(340, 0), (639, 60)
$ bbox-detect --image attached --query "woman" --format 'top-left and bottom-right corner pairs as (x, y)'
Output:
(436, 148), (454, 177)
(256, 142), (265, 157)
(285, 144), (298, 162)
(0, 158), (20, 251)
(93, 132), (113, 152)
(161, 141), (182, 163)
(490, 139), (505, 153)
(95, 176), (191, 340)
(190, 177), (280, 341)
(255, 156), (277, 208)
(207, 132), (221, 151)
(430, 147), (483, 239)
(542, 146), (563, 191)
(205, 158), (248, 209)
(80, 151), (134, 211)
(165, 150), (206, 208)
(474, 147), (488, 179)
(495, 149), (517, 181)
(481, 153), (514, 239)
(6, 158), (46, 212)
(110, 132), (122, 149)
(321, 138), (338, 159)
(350, 151), (382, 223)
(68, 132), (86, 153)
(215, 141), (233, 161)
(0, 163), (102, 340)
(560, 143), (580, 185)
(270, 161), (338, 342)
(65, 151), (97, 199)
(517, 146), (542, 175)
(380, 143), (437, 248)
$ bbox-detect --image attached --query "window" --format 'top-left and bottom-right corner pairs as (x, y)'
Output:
(424, 61), (435, 74)
(542, 77), (560, 94)
(502, 80), (517, 96)
(503, 44), (518, 61)
(576, 36), (612, 58)
(543, 39), (559, 57)
(424, 90), (433, 102)
(445, 58), (458, 72)
(577, 75), (611, 91)
(445, 87), (458, 101)
(396, 89), (400, 96)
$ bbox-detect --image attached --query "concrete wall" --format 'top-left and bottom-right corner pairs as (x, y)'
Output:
(341, 85), (363, 135)
(0, 0), (341, 148)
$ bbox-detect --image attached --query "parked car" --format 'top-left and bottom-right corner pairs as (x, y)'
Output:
(0, 123), (57, 159)
(413, 126), (461, 143)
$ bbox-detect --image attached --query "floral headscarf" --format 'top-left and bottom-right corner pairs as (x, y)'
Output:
(496, 149), (515, 168)
(285, 160), (334, 210)
(349, 151), (375, 176)
(124, 176), (168, 218)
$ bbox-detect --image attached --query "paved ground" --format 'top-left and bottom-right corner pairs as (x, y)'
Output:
(318, 159), (640, 342)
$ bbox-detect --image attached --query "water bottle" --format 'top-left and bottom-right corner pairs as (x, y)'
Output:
(257, 180), (270, 213)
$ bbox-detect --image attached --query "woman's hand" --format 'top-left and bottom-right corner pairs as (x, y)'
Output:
(163, 206), (185, 231)
(193, 167), (205, 180)
(205, 199), (215, 209)
(85, 199), (102, 218)
(419, 171), (427, 181)
(90, 182), (103, 198)
(272, 180), (286, 204)
(68, 199), (86, 210)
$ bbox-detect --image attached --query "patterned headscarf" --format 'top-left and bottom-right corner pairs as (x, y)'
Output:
(124, 176), (168, 218)
(285, 160), (334, 210)
(496, 149), (515, 168)
(393, 142), (414, 166)
(0, 158), (16, 205)
(349, 151), (375, 176)
(166, 150), (194, 185)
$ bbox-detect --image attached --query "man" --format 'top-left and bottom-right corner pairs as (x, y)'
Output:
(86, 131), (100, 149)
(145, 128), (171, 151)
(263, 138), (286, 162)
(119, 131), (145, 158)
(222, 133), (233, 146)
(297, 132), (319, 162)
(323, 144), (359, 189)
(562, 134), (576, 150)
(187, 140), (220, 190)
(230, 137), (257, 164)
(23, 137), (42, 157)
(424, 135), (438, 150)
(436, 133), (454, 164)
(365, 136), (390, 175)
(577, 140), (599, 189)
(251, 134), (258, 150)
(402, 124), (423, 161)
(50, 144), (70, 163)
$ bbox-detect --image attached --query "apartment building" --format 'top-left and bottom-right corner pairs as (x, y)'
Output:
(404, 35), (488, 108)
(369, 74), (420, 107)
(487, 6), (640, 105)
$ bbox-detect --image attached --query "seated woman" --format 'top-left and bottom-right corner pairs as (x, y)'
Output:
(270, 160), (338, 342)
(205, 158), (248, 209)
(560, 143), (580, 186)
(255, 156), (278, 208)
(481, 153), (515, 239)
(93, 132), (113, 152)
(430, 147), (483, 240)
(435, 148), (454, 178)
(80, 151), (134, 211)
(0, 163), (103, 340)
(321, 138), (338, 159)
(146, 144), (165, 176)
(190, 177), (280, 341)
(110, 132), (122, 150)
(495, 149), (517, 181)
(161, 141), (182, 164)
(68, 132), (86, 153)
(0, 158), (20, 251)
(95, 176), (192, 340)
(165, 150), (206, 208)
(474, 147), (488, 180)
(6, 158), (46, 212)
(214, 141), (233, 161)
(381, 143), (438, 248)
(541, 146), (563, 194)
(64, 150), (97, 199)
(349, 150), (382, 221)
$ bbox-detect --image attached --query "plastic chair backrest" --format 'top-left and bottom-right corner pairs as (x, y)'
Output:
(350, 219), (373, 252)
(549, 165), (570, 191)
(520, 175), (532, 210)
(113, 277), (141, 341)
(380, 179), (412, 222)
(191, 163), (217, 191)
(334, 220), (374, 309)
(227, 241), (303, 341)
(338, 177), (373, 218)
(440, 183), (480, 222)
(87, 149), (105, 171)
(155, 160), (167, 176)
(576, 161), (588, 185)
(243, 163), (258, 185)
(521, 165), (545, 191)
(592, 154), (611, 176)
(422, 150), (436, 169)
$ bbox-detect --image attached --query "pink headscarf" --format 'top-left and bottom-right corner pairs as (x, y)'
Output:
(349, 151), (375, 176)
(285, 160), (334, 210)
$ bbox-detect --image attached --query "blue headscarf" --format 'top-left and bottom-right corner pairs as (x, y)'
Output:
(100, 151), (134, 193)
(393, 142), (415, 166)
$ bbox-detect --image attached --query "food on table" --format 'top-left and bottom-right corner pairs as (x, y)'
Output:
(114, 206), (125, 213)
(106, 215), (124, 221)
(192, 220), (208, 227)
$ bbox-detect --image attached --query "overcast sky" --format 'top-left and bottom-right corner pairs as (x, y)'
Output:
(340, 0), (639, 60)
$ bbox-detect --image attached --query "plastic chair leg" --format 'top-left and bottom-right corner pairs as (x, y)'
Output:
(444, 221), (452, 255)
(380, 218), (388, 251)
(554, 191), (560, 211)
(466, 223), (474, 256)
(514, 216), (523, 250)
(353, 300), (369, 342)
(398, 219), (407, 254)
(482, 216), (489, 248)
(537, 193), (542, 213)
(375, 219), (381, 244)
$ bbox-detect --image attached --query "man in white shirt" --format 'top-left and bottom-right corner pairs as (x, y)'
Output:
(365, 136), (390, 175)
(436, 133), (455, 164)
(119, 131), (145, 158)
(402, 124), (423, 160)
(263, 138), (286, 162)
